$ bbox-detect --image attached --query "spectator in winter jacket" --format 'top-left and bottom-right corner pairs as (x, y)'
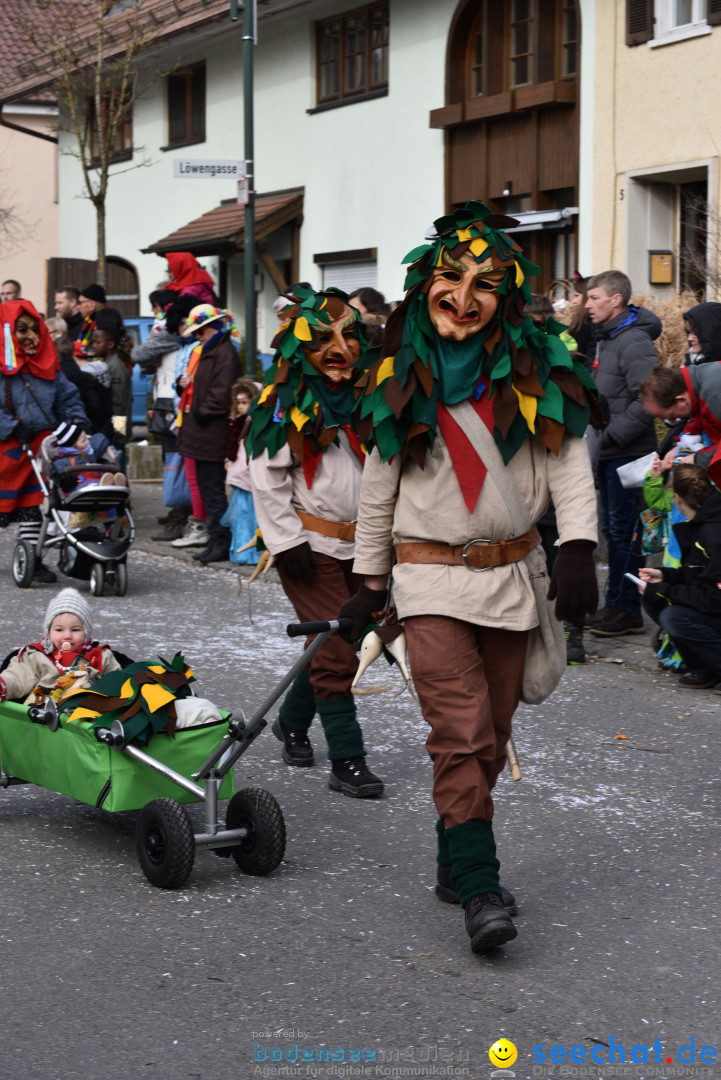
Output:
(683, 302), (721, 365)
(640, 362), (721, 483)
(639, 464), (721, 691)
(77, 284), (106, 354)
(164, 253), (217, 306)
(55, 334), (113, 439)
(54, 287), (84, 341)
(585, 270), (661, 638)
(175, 305), (240, 563)
(90, 311), (132, 450)
(0, 301), (88, 582)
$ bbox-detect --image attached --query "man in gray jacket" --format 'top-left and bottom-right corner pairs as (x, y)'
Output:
(585, 271), (661, 637)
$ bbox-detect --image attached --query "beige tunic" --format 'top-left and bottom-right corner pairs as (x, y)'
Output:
(2, 646), (122, 705)
(249, 442), (362, 560)
(353, 430), (597, 630)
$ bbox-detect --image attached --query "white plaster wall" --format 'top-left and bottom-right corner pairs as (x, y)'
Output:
(57, 0), (455, 348)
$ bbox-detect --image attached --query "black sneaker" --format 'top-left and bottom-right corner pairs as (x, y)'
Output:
(329, 757), (384, 798)
(435, 865), (518, 915)
(193, 544), (229, 564)
(678, 671), (717, 689)
(272, 718), (314, 767)
(464, 892), (518, 952)
(564, 622), (585, 665)
(33, 563), (57, 584)
(589, 611), (645, 637)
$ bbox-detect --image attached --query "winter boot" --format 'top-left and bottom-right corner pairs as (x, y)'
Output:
(328, 757), (384, 798)
(446, 819), (517, 951)
(171, 516), (209, 548)
(564, 621), (585, 665)
(273, 669), (316, 766)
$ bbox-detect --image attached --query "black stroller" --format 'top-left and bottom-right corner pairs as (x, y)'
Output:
(11, 439), (134, 596)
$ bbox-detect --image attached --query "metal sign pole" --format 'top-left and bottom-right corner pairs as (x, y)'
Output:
(242, 0), (257, 377)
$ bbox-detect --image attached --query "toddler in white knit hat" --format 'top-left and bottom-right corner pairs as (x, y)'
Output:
(0, 587), (122, 705)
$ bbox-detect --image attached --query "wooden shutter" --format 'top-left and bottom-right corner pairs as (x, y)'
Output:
(626, 0), (653, 45)
(708, 0), (721, 27)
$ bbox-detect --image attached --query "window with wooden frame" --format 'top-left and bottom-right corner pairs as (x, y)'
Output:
(627, 0), (721, 46)
(88, 92), (133, 163)
(167, 63), (206, 147)
(316, 3), (389, 108)
(467, 0), (576, 98)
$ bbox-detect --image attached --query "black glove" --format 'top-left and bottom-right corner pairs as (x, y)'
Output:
(192, 410), (212, 427)
(12, 421), (36, 444)
(279, 542), (317, 584)
(547, 540), (598, 622)
(338, 583), (389, 644)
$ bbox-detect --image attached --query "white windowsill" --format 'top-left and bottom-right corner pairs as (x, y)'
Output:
(648, 21), (712, 48)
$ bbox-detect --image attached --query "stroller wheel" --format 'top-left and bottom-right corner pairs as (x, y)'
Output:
(136, 798), (195, 889)
(12, 540), (36, 588)
(114, 562), (128, 597)
(226, 787), (286, 876)
(90, 563), (105, 596)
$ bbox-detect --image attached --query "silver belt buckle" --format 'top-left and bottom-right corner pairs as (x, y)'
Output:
(461, 538), (494, 572)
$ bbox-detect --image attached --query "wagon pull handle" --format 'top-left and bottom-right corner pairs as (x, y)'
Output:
(286, 618), (353, 638)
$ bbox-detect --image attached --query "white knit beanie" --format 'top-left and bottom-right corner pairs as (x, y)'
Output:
(42, 588), (93, 650)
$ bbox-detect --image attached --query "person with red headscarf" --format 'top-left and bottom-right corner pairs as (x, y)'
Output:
(164, 253), (217, 305)
(0, 300), (88, 582)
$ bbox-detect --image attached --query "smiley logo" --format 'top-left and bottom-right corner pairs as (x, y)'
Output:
(488, 1039), (518, 1069)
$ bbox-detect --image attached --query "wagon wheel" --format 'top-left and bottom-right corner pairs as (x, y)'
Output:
(226, 787), (286, 876)
(135, 798), (195, 889)
(89, 563), (105, 596)
(114, 562), (128, 597)
(12, 540), (36, 588)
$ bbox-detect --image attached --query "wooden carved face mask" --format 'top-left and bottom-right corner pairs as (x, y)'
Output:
(303, 300), (361, 383)
(426, 250), (505, 342)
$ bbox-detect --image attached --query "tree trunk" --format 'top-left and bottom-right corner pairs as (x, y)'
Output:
(96, 200), (106, 287)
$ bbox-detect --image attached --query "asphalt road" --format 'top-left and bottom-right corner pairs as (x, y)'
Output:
(0, 484), (718, 1080)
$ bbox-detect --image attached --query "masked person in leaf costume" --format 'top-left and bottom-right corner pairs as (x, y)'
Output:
(247, 287), (384, 798)
(340, 202), (600, 953)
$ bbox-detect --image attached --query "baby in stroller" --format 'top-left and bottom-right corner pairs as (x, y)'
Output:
(0, 587), (123, 705)
(44, 422), (127, 493)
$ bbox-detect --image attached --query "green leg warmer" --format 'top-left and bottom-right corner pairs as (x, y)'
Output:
(445, 819), (501, 907)
(436, 819), (451, 866)
(278, 669), (316, 733)
(316, 696), (365, 761)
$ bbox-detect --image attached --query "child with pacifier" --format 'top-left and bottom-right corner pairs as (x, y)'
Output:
(0, 588), (122, 705)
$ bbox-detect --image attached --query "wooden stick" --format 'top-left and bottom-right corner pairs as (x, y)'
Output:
(505, 736), (522, 781)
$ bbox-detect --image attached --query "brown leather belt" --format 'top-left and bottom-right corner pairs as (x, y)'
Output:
(297, 509), (356, 542)
(394, 526), (540, 572)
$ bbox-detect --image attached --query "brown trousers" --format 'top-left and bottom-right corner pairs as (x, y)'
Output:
(404, 615), (527, 827)
(278, 551), (359, 699)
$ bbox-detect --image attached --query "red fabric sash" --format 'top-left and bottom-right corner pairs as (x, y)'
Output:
(302, 425), (364, 490)
(437, 392), (495, 514)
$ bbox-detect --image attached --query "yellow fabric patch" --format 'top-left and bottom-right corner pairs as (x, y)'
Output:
(60, 681), (95, 701)
(513, 385), (538, 433)
(140, 683), (176, 713)
(258, 384), (273, 405)
(290, 405), (311, 430)
(65, 706), (101, 723)
(121, 677), (134, 699)
(457, 228), (472, 242)
(293, 316), (312, 342)
(435, 248), (445, 267)
(469, 238), (489, 258)
(515, 262), (525, 287)
(375, 355), (396, 385)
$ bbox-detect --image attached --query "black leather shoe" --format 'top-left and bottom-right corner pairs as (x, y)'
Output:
(464, 892), (518, 952)
(33, 563), (57, 584)
(193, 544), (229, 564)
(272, 718), (314, 767)
(678, 670), (717, 689)
(329, 757), (384, 798)
(435, 865), (518, 915)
